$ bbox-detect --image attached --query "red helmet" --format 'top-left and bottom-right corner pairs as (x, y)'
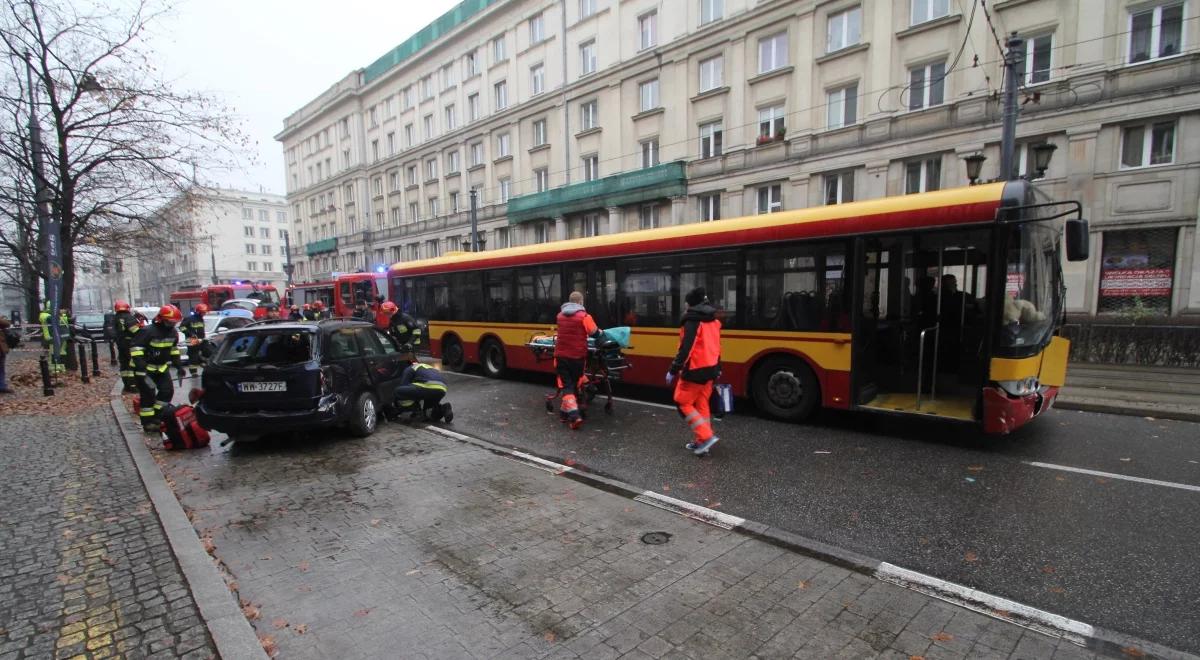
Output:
(114, 300), (131, 312)
(195, 303), (210, 314)
(155, 304), (183, 324)
(313, 300), (325, 310)
(380, 301), (398, 314)
(302, 303), (311, 310)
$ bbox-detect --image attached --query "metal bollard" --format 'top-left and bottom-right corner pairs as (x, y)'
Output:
(90, 341), (100, 376)
(108, 339), (117, 366)
(39, 355), (54, 396)
(78, 344), (90, 384)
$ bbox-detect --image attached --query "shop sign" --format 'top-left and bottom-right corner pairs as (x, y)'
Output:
(1099, 268), (1173, 297)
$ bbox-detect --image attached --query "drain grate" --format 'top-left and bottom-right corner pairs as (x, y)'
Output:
(640, 531), (672, 545)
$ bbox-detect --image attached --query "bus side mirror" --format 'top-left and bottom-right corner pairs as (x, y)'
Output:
(1065, 219), (1089, 262)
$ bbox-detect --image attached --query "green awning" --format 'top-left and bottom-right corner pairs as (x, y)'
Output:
(507, 161), (687, 225)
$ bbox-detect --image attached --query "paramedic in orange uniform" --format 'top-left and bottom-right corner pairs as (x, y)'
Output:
(668, 287), (722, 455)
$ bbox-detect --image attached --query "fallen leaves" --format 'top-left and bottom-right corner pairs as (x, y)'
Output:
(201, 537), (216, 555)
(964, 551), (979, 562)
(271, 618), (288, 630)
(1122, 646), (1146, 657)
(259, 634), (278, 658)
(543, 630), (557, 643)
(242, 604), (261, 620)
(293, 624), (308, 635)
(931, 632), (954, 642)
(1041, 565), (1055, 574)
(797, 580), (810, 590)
(353, 608), (371, 618)
(966, 466), (984, 473)
(1048, 586), (1065, 594)
(297, 561), (310, 572)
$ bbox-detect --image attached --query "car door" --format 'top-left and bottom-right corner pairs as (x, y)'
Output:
(355, 328), (406, 403)
(323, 327), (366, 410)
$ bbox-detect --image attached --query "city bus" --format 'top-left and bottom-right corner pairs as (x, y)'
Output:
(169, 283), (281, 319)
(286, 272), (387, 317)
(386, 181), (1088, 434)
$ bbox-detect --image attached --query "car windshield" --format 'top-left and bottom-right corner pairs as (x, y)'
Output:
(75, 313), (104, 325)
(1000, 223), (1062, 350)
(214, 330), (315, 366)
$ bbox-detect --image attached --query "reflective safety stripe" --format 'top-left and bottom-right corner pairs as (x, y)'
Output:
(134, 371), (146, 376)
(119, 370), (134, 377)
(130, 348), (145, 356)
(139, 409), (156, 418)
(170, 349), (181, 356)
(146, 364), (169, 372)
(688, 417), (707, 430)
(149, 340), (174, 347)
(399, 400), (416, 407)
(414, 382), (447, 392)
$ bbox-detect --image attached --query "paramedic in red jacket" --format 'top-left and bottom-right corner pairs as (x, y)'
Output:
(669, 287), (722, 455)
(555, 291), (601, 430)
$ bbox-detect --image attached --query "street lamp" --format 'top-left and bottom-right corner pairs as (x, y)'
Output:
(963, 153), (986, 186)
(1031, 143), (1057, 179)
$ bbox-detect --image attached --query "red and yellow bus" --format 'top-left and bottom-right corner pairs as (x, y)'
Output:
(169, 284), (281, 318)
(286, 273), (387, 317)
(387, 181), (1088, 434)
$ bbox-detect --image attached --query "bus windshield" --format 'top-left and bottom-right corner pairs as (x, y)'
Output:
(1000, 223), (1061, 350)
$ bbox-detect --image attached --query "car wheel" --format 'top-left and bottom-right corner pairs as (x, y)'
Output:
(480, 338), (507, 378)
(441, 336), (465, 372)
(348, 390), (379, 437)
(751, 356), (820, 421)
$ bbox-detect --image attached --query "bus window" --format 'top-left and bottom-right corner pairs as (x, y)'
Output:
(679, 251), (738, 328)
(516, 267), (560, 324)
(591, 267), (617, 329)
(485, 270), (515, 322)
(746, 242), (847, 331)
(621, 257), (675, 327)
(430, 275), (452, 320)
(449, 273), (484, 320)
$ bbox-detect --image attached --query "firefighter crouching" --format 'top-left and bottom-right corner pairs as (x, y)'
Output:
(182, 303), (209, 376)
(392, 353), (453, 422)
(113, 300), (142, 392)
(131, 305), (186, 432)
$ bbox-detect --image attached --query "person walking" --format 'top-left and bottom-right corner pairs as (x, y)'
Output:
(130, 305), (186, 433)
(112, 300), (142, 392)
(0, 316), (13, 394)
(555, 290), (601, 430)
(668, 287), (722, 455)
(181, 303), (209, 376)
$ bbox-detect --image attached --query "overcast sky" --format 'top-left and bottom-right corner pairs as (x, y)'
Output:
(148, 0), (461, 195)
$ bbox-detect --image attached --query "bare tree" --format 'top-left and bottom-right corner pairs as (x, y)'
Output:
(0, 0), (248, 320)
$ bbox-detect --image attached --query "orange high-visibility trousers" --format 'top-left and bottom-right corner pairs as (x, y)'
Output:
(673, 379), (714, 443)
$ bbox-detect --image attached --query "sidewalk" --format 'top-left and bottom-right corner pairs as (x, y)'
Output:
(1057, 363), (1200, 423)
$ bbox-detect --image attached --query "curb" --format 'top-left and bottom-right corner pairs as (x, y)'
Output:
(419, 423), (1198, 660)
(1054, 398), (1200, 424)
(108, 381), (268, 660)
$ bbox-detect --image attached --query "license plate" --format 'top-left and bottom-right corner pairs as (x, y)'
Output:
(239, 381), (286, 393)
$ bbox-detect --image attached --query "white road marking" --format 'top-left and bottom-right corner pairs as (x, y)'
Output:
(876, 563), (1094, 641)
(510, 450), (574, 474)
(1025, 461), (1200, 493)
(610, 396), (677, 411)
(633, 491), (745, 530)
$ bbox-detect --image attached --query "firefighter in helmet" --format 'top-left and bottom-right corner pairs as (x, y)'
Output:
(182, 303), (209, 376)
(130, 305), (185, 432)
(386, 302), (423, 352)
(38, 300), (65, 376)
(113, 300), (142, 392)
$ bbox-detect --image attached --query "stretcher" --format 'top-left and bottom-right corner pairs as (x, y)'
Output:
(526, 327), (632, 416)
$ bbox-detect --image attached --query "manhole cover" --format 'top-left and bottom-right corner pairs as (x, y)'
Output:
(640, 531), (671, 545)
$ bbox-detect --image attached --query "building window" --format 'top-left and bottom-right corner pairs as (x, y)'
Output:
(758, 32), (788, 74)
(494, 80), (508, 110)
(401, 86), (413, 110)
(373, 177), (383, 196)
(468, 94), (481, 122)
(640, 139), (659, 168)
(1024, 34), (1053, 84)
(911, 0), (949, 26)
(464, 49), (480, 77)
(534, 168), (549, 192)
(407, 165), (418, 186)
(529, 12), (545, 43)
(1129, 3), (1183, 63)
(580, 101), (598, 129)
(582, 213), (602, 237)
(757, 184), (782, 214)
(580, 0), (596, 19)
(447, 150), (461, 173)
(441, 64), (456, 90)
(369, 106), (378, 127)
(450, 191), (460, 213)
(444, 105), (457, 131)
(699, 121), (723, 158)
(243, 226), (254, 237)
(1121, 120), (1175, 168)
(908, 61), (946, 110)
(534, 222), (551, 244)
(580, 40), (597, 75)
(409, 202), (420, 222)
(421, 75), (434, 100)
(700, 0), (723, 25)
(499, 178), (512, 202)
(389, 171), (400, 191)
(827, 6), (861, 52)
(699, 55), (723, 92)
(245, 243), (257, 254)
(428, 197), (440, 217)
(824, 172), (854, 205)
(423, 114), (435, 141)
(639, 204), (659, 229)
(905, 157), (942, 193)
(492, 35), (507, 63)
(699, 193), (721, 221)
(639, 79), (659, 112)
(385, 132), (395, 156)
(530, 64), (545, 95)
(426, 158), (438, 181)
(277, 211), (286, 223)
(496, 133), (511, 158)
(639, 12), (657, 50)
(426, 240), (441, 258)
(391, 208), (402, 226)
(758, 105), (786, 140)
(826, 84), (857, 129)
(404, 123), (414, 147)
(247, 261), (258, 271)
(469, 142), (484, 167)
(1098, 227), (1177, 315)
(533, 119), (547, 146)
(583, 154), (599, 181)
(493, 227), (510, 249)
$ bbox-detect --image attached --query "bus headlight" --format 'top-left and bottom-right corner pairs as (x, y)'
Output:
(997, 377), (1039, 397)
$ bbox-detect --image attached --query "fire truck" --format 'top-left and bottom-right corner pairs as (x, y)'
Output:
(287, 273), (388, 318)
(168, 283), (282, 319)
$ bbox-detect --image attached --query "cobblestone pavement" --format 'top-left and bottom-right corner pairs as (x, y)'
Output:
(0, 406), (217, 660)
(151, 419), (1117, 660)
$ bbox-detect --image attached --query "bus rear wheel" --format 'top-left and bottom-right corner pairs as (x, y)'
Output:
(441, 336), (465, 372)
(752, 356), (819, 421)
(481, 338), (507, 378)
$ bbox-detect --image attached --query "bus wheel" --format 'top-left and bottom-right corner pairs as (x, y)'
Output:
(441, 336), (466, 372)
(752, 356), (819, 421)
(480, 338), (507, 378)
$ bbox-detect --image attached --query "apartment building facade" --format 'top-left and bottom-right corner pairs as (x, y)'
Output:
(278, 0), (1200, 320)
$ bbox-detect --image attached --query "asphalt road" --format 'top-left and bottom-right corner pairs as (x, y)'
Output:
(436, 367), (1200, 655)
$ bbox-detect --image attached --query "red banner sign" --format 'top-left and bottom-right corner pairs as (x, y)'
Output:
(1099, 268), (1172, 297)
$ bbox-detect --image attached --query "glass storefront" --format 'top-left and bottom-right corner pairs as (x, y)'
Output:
(1098, 228), (1177, 315)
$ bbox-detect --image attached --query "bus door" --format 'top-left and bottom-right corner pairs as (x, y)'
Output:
(853, 230), (990, 420)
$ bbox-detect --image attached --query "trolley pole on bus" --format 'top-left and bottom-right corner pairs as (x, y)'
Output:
(1000, 32), (1025, 182)
(469, 189), (479, 252)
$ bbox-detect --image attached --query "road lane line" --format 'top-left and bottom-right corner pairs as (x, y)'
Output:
(633, 491), (745, 530)
(1025, 462), (1200, 493)
(610, 396), (677, 411)
(876, 563), (1095, 641)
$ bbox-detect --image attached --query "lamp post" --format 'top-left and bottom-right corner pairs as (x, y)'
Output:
(282, 230), (295, 288)
(23, 52), (62, 369)
(999, 33), (1026, 182)
(208, 235), (218, 284)
(469, 189), (479, 252)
